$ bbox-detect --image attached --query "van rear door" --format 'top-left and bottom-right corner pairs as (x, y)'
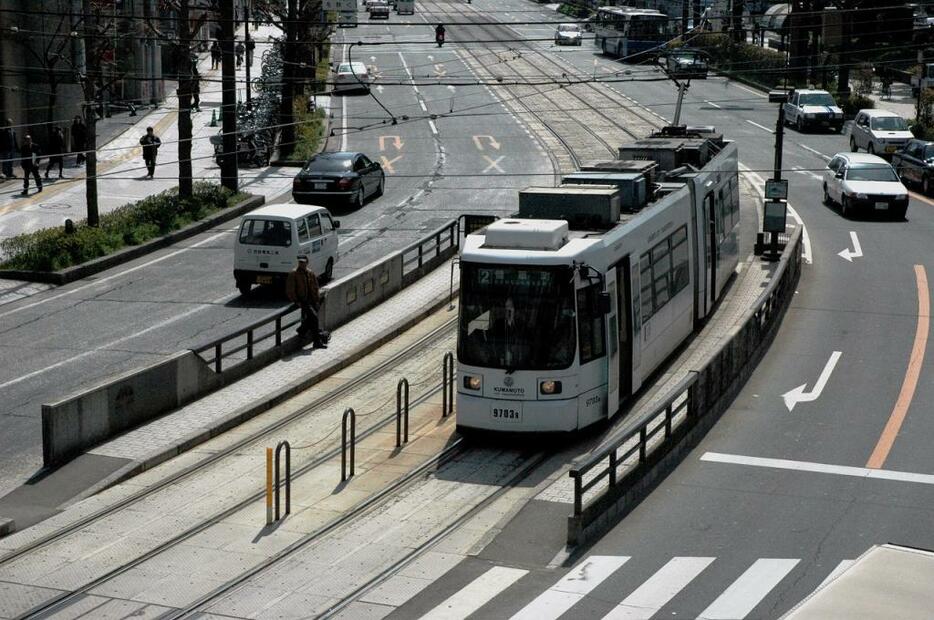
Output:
(237, 218), (295, 279)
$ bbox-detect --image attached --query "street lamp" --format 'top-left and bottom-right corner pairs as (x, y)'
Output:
(756, 90), (791, 261)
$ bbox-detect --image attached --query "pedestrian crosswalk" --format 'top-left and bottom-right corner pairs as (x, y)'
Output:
(418, 554), (850, 620)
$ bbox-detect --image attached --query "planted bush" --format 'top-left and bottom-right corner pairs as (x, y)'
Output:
(1, 182), (247, 272)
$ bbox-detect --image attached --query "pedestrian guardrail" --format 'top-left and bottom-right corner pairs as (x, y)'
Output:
(567, 227), (803, 546)
(194, 305), (302, 374)
(401, 220), (459, 282)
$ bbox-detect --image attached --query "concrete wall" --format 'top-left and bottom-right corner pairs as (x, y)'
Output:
(42, 351), (221, 466)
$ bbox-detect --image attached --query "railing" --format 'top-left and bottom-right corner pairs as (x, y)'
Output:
(567, 227), (803, 545)
(569, 375), (696, 518)
(401, 219), (459, 280)
(193, 304), (303, 374)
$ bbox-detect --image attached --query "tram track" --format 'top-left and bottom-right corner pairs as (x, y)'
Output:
(7, 319), (459, 619)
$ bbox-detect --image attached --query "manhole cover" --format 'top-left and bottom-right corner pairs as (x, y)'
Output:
(37, 202), (72, 211)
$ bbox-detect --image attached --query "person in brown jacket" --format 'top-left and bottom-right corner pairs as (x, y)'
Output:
(285, 255), (326, 348)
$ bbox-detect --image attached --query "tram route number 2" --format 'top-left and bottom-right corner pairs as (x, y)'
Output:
(492, 407), (521, 422)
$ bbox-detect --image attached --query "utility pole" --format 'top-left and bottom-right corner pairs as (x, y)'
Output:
(244, 6), (252, 104)
(221, 0), (238, 191)
(681, 1), (688, 38)
(82, 0), (99, 227)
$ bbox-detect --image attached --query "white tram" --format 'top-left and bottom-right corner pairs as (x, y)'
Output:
(456, 133), (740, 432)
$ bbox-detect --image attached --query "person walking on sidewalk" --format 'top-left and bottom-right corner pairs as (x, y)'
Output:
(139, 126), (161, 179)
(19, 134), (42, 196)
(1, 119), (16, 179)
(235, 41), (245, 68)
(71, 116), (87, 167)
(210, 40), (221, 70)
(286, 255), (327, 349)
(44, 126), (65, 179)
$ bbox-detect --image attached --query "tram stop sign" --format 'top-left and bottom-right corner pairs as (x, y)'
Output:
(763, 200), (787, 233)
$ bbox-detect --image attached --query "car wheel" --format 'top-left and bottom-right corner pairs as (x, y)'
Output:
(601, 39), (608, 55)
(374, 174), (385, 197)
(867, 143), (875, 155)
(237, 280), (252, 296)
(351, 187), (364, 209)
(925, 177), (931, 195)
(323, 258), (334, 283)
(841, 194), (851, 218)
(796, 116), (804, 132)
(850, 137), (858, 152)
(822, 184), (831, 205)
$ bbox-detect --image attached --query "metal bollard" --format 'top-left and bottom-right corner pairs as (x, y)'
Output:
(442, 352), (454, 417)
(341, 408), (356, 482)
(265, 447), (273, 525)
(274, 441), (291, 521)
(396, 378), (410, 447)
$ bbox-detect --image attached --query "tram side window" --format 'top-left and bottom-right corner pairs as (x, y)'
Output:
(730, 179), (740, 227)
(670, 226), (690, 295)
(652, 239), (671, 309)
(640, 255), (654, 324)
(577, 284), (607, 364)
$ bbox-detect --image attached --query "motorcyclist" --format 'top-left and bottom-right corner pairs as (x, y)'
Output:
(435, 23), (445, 47)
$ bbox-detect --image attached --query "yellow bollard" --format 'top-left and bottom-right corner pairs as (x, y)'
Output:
(265, 447), (273, 525)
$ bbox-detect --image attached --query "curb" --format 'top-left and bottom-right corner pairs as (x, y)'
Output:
(0, 518), (14, 537)
(68, 287), (458, 505)
(0, 194), (265, 285)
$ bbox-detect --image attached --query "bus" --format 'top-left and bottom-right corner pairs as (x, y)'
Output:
(593, 6), (670, 59)
(456, 132), (740, 433)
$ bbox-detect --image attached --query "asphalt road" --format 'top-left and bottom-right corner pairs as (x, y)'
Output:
(0, 11), (550, 499)
(389, 0), (934, 617)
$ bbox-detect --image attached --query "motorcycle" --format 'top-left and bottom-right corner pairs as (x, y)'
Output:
(211, 131), (270, 168)
(436, 31), (445, 47)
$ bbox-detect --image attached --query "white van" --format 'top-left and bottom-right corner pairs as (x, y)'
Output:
(233, 203), (340, 296)
(396, 0), (414, 14)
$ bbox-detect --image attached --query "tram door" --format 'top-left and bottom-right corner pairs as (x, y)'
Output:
(609, 257), (633, 413)
(705, 192), (718, 307)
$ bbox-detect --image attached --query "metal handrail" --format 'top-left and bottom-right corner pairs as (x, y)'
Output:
(568, 373), (697, 516)
(341, 408), (356, 482)
(396, 378), (410, 448)
(274, 440), (291, 521)
(401, 220), (459, 273)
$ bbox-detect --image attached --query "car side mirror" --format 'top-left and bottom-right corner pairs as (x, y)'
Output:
(835, 171), (844, 179)
(333, 219), (341, 229)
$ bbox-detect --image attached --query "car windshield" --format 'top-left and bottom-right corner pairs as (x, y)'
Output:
(846, 164), (899, 182)
(337, 63), (365, 74)
(239, 219), (292, 247)
(799, 93), (836, 106)
(304, 155), (353, 172)
(558, 24), (580, 32)
(458, 264), (576, 371)
(871, 116), (909, 131)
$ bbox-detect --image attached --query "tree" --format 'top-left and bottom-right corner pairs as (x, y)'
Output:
(146, 0), (206, 199)
(252, 0), (325, 158)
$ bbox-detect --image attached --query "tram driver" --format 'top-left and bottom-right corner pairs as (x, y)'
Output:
(491, 296), (527, 368)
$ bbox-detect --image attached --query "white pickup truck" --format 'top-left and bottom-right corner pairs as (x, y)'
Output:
(783, 89), (844, 133)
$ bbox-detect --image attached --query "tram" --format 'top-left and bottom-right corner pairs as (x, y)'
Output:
(456, 132), (740, 433)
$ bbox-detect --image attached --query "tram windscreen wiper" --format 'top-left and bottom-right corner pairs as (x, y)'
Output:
(505, 366), (517, 375)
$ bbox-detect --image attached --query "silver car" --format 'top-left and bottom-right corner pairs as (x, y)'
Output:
(555, 23), (583, 46)
(333, 62), (370, 93)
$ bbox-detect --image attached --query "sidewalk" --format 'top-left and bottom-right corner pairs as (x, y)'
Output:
(867, 80), (917, 120)
(0, 24), (293, 244)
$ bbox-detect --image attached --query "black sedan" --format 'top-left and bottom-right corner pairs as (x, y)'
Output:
(292, 152), (385, 208)
(892, 138), (934, 195)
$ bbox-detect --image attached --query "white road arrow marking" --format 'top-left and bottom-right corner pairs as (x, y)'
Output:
(783, 351), (842, 411)
(838, 231), (863, 262)
(376, 85), (384, 94)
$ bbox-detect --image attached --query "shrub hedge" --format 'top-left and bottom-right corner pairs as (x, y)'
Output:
(689, 33), (788, 90)
(1, 183), (247, 272)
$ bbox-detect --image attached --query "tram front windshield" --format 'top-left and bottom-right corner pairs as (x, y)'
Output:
(459, 263), (576, 371)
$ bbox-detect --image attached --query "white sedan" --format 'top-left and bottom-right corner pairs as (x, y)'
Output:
(823, 152), (909, 220)
(555, 23), (583, 46)
(333, 62), (370, 93)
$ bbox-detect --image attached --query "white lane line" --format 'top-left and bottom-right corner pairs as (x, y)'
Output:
(0, 227), (235, 320)
(428, 119), (439, 135)
(698, 558), (799, 619)
(603, 557), (715, 620)
(730, 81), (769, 99)
(420, 566), (528, 620)
(785, 203), (813, 264)
(419, 100), (428, 112)
(816, 560), (855, 589)
(745, 119), (775, 134)
(701, 452), (934, 486)
(0, 292), (235, 391)
(799, 144), (832, 161)
(510, 556), (629, 620)
(705, 100), (722, 109)
(792, 165), (822, 181)
(340, 44), (349, 152)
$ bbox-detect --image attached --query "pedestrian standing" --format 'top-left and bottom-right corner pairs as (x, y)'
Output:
(139, 126), (161, 179)
(19, 134), (42, 196)
(71, 115), (87, 167)
(210, 40), (221, 70)
(285, 255), (327, 348)
(235, 41), (245, 68)
(0, 119), (16, 179)
(44, 127), (65, 179)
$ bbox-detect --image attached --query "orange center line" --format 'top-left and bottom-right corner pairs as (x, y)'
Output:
(909, 192), (934, 207)
(866, 265), (930, 469)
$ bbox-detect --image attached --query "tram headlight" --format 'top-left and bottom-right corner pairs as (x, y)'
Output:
(540, 380), (562, 395)
(464, 375), (482, 391)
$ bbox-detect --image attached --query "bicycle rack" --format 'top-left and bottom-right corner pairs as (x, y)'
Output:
(341, 408), (356, 482)
(442, 352), (454, 418)
(396, 378), (410, 448)
(274, 441), (291, 521)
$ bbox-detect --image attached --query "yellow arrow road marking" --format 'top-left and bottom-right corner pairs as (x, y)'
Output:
(472, 135), (501, 151)
(380, 154), (403, 173)
(378, 135), (404, 151)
